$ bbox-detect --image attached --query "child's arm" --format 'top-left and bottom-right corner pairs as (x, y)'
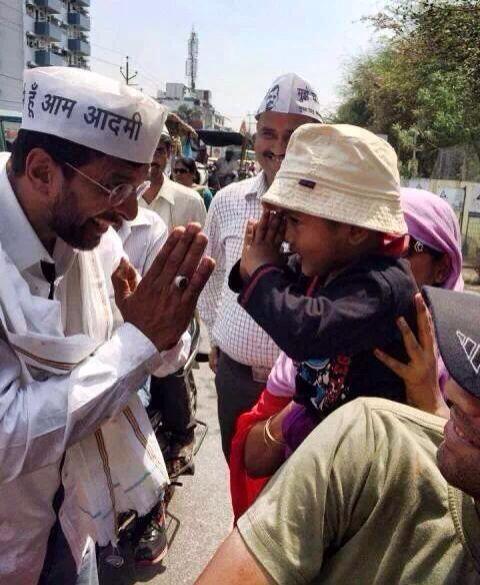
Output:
(236, 263), (397, 362)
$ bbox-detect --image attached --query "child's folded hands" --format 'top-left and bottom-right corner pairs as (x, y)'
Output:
(240, 209), (286, 281)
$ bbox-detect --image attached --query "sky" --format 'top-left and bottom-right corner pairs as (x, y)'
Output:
(90, 0), (384, 130)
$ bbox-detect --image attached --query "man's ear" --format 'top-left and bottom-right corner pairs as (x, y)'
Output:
(347, 225), (370, 246)
(24, 148), (62, 198)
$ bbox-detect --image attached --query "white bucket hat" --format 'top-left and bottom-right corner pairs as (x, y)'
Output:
(262, 124), (407, 235)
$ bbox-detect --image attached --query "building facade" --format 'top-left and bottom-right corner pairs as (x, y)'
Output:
(0, 0), (91, 111)
(157, 83), (229, 130)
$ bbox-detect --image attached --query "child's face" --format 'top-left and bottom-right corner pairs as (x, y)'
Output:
(283, 210), (342, 277)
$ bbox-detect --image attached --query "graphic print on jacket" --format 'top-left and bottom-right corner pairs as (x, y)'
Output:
(295, 354), (351, 415)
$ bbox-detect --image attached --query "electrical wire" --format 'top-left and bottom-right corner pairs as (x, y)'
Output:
(90, 42), (164, 88)
(0, 17), (22, 28)
(89, 55), (120, 68)
(0, 0), (22, 12)
(90, 42), (123, 56)
(0, 73), (22, 81)
(0, 98), (22, 105)
(0, 21), (23, 34)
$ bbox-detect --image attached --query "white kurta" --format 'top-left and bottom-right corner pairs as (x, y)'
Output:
(0, 154), (185, 584)
(140, 175), (207, 230)
(118, 207), (168, 275)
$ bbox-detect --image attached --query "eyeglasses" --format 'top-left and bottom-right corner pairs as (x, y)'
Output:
(64, 162), (151, 207)
(405, 237), (444, 260)
(174, 168), (190, 175)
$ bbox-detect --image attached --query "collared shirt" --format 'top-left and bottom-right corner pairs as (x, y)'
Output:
(0, 154), (184, 584)
(118, 207), (168, 275)
(215, 157), (238, 178)
(140, 175), (207, 230)
(198, 172), (280, 369)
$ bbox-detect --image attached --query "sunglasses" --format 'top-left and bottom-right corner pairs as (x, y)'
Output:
(405, 237), (444, 260)
(174, 168), (190, 175)
(64, 162), (151, 207)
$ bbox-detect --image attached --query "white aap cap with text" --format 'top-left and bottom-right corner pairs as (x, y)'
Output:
(21, 67), (168, 164)
(256, 72), (323, 123)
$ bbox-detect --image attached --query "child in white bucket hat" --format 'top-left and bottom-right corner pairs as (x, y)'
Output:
(229, 123), (418, 455)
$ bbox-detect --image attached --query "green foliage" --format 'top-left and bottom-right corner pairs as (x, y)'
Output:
(335, 0), (480, 179)
(175, 104), (203, 124)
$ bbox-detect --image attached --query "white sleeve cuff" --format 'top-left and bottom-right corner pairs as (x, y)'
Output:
(150, 330), (191, 377)
(122, 324), (192, 378)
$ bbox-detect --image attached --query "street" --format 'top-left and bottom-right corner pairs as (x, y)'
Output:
(100, 363), (232, 585)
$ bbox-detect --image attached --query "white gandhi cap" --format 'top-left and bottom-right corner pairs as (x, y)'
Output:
(21, 67), (168, 164)
(256, 72), (323, 123)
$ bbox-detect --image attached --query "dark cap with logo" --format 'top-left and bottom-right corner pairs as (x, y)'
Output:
(424, 286), (480, 398)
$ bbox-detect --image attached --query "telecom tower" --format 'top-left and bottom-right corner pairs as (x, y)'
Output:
(185, 28), (199, 92)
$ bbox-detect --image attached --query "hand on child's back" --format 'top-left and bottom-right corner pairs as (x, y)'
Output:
(240, 209), (286, 280)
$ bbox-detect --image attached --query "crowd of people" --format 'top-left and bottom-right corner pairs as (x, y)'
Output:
(1, 64), (480, 585)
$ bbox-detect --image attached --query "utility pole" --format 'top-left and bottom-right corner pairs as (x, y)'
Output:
(247, 112), (255, 135)
(185, 28), (199, 93)
(120, 56), (138, 86)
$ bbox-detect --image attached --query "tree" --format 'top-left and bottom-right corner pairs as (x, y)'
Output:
(335, 0), (480, 178)
(175, 104), (203, 126)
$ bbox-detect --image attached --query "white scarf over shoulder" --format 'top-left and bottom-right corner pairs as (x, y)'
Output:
(0, 235), (168, 548)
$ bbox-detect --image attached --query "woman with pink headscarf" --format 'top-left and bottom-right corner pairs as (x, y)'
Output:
(229, 188), (463, 520)
(400, 188), (463, 291)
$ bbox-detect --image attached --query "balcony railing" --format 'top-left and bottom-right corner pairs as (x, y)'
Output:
(34, 49), (66, 67)
(34, 21), (64, 42)
(68, 38), (91, 56)
(32, 0), (63, 14)
(67, 12), (91, 31)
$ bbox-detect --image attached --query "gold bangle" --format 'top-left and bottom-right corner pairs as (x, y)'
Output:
(263, 415), (286, 447)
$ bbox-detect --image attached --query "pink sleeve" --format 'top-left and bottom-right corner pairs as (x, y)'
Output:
(266, 352), (297, 397)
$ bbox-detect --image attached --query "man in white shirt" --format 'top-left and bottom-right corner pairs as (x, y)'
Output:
(117, 206), (168, 276)
(214, 148), (238, 188)
(140, 131), (206, 230)
(140, 133), (206, 483)
(198, 73), (323, 459)
(0, 67), (214, 585)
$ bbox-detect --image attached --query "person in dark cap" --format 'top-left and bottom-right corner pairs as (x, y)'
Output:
(196, 289), (480, 585)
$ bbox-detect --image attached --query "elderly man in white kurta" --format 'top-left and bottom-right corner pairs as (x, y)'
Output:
(0, 67), (214, 585)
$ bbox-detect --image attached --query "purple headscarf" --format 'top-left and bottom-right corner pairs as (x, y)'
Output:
(401, 188), (464, 291)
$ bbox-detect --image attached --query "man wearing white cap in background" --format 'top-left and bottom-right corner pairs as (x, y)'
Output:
(198, 73), (322, 459)
(0, 67), (214, 585)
